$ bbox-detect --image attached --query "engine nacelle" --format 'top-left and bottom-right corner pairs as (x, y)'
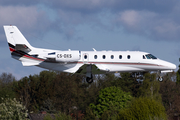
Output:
(55, 51), (80, 62)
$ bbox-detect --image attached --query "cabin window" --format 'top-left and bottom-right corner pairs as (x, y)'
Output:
(84, 55), (87, 59)
(102, 55), (106, 59)
(119, 55), (122, 59)
(127, 55), (130, 59)
(111, 55), (114, 59)
(94, 55), (97, 59)
(143, 55), (146, 59)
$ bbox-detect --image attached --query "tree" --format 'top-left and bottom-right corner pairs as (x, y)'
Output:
(114, 72), (140, 97)
(176, 65), (180, 84)
(0, 73), (16, 101)
(160, 72), (180, 119)
(90, 86), (132, 119)
(117, 97), (167, 120)
(13, 71), (57, 112)
(13, 77), (31, 111)
(137, 73), (161, 102)
(53, 72), (85, 114)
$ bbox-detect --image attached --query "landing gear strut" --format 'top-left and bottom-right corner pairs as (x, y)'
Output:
(86, 74), (93, 83)
(86, 64), (93, 83)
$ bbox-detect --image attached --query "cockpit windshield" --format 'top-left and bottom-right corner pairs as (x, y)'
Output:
(145, 54), (157, 59)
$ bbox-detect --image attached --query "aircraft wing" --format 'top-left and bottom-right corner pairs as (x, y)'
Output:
(75, 64), (106, 75)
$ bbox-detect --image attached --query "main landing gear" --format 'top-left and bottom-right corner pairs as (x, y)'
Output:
(86, 74), (93, 84)
(86, 64), (93, 84)
(157, 71), (163, 82)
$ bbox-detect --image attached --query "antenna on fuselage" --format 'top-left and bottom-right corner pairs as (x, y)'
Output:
(92, 48), (96, 51)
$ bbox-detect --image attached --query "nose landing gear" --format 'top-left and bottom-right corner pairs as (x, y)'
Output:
(158, 76), (163, 82)
(157, 71), (163, 82)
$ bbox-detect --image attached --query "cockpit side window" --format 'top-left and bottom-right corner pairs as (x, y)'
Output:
(145, 54), (157, 59)
(148, 54), (157, 59)
(145, 55), (151, 59)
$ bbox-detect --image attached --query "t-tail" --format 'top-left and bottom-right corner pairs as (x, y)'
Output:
(4, 26), (33, 54)
(3, 26), (44, 66)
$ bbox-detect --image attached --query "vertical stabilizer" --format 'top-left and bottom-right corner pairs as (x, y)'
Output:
(4, 26), (33, 52)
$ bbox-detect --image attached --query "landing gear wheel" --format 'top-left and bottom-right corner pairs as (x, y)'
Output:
(86, 77), (93, 83)
(158, 76), (163, 82)
(157, 71), (163, 82)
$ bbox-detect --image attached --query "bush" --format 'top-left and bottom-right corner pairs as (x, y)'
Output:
(117, 97), (167, 120)
(0, 97), (28, 120)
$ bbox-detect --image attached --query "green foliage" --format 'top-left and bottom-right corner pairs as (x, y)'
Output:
(117, 97), (167, 120)
(90, 86), (132, 118)
(0, 97), (28, 120)
(44, 112), (72, 120)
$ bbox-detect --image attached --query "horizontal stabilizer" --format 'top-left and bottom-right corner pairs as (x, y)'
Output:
(22, 62), (40, 66)
(15, 44), (31, 52)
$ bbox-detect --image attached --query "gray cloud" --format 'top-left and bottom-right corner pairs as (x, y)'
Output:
(1, 0), (180, 41)
(41, 0), (180, 41)
(0, 0), (40, 6)
(115, 9), (180, 41)
(0, 5), (55, 42)
(41, 0), (178, 14)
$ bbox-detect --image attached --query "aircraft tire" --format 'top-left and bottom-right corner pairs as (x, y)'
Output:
(86, 77), (93, 83)
(158, 76), (163, 82)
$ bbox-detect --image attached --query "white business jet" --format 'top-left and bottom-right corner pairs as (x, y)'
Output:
(4, 26), (176, 83)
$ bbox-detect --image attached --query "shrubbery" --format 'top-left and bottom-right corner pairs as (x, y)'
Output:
(0, 97), (28, 120)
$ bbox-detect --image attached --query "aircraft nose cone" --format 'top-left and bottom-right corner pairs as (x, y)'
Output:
(164, 61), (176, 70)
(158, 60), (176, 70)
(170, 63), (176, 70)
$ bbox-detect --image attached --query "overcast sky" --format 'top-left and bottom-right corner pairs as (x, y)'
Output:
(0, 0), (180, 79)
